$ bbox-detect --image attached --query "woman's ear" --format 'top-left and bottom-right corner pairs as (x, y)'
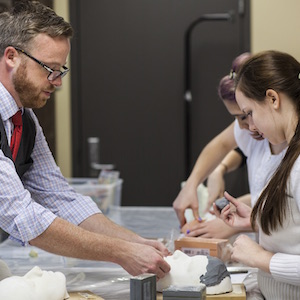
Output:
(266, 89), (280, 109)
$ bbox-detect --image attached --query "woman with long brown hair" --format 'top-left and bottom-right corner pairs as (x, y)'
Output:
(216, 50), (300, 299)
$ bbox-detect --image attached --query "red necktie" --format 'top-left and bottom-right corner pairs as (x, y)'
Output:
(10, 111), (23, 161)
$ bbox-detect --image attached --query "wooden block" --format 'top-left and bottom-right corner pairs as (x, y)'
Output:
(157, 284), (246, 300)
(174, 237), (228, 258)
(68, 291), (104, 299)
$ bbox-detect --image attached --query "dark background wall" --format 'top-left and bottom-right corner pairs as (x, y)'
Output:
(70, 0), (250, 206)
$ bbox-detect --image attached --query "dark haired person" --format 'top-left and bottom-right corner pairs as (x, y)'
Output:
(216, 50), (300, 299)
(173, 53), (261, 228)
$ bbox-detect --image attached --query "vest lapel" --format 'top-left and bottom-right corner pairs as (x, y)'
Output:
(0, 110), (36, 178)
(15, 110), (36, 177)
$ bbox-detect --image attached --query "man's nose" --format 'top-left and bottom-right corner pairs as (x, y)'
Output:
(49, 76), (62, 87)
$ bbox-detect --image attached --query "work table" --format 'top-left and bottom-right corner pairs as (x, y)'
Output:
(0, 206), (247, 299)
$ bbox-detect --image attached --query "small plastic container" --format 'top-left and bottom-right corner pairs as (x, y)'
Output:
(68, 178), (123, 214)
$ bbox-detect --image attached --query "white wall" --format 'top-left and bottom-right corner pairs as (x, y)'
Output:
(251, 0), (300, 61)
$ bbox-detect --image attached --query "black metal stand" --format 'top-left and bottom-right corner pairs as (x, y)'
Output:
(184, 12), (234, 178)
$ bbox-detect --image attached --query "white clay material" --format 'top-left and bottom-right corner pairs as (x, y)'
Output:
(157, 250), (232, 295)
(0, 266), (69, 300)
(0, 260), (12, 280)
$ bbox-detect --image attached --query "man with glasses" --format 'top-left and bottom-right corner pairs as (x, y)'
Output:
(0, 1), (170, 279)
(14, 47), (70, 81)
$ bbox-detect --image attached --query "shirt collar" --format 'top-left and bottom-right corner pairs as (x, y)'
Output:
(0, 82), (23, 121)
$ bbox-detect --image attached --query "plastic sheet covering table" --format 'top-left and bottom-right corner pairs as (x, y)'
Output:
(0, 206), (181, 300)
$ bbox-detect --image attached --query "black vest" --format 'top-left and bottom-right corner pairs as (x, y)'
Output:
(0, 110), (36, 178)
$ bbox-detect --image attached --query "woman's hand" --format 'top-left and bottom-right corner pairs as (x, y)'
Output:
(173, 184), (199, 228)
(213, 191), (252, 230)
(206, 166), (226, 213)
(231, 234), (273, 273)
(181, 218), (241, 239)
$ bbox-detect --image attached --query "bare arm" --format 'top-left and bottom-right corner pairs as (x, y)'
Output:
(182, 218), (242, 239)
(80, 213), (169, 253)
(29, 214), (170, 278)
(238, 193), (251, 206)
(173, 122), (237, 227)
(181, 194), (252, 239)
(206, 149), (243, 211)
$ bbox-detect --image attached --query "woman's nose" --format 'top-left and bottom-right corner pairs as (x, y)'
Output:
(248, 118), (257, 132)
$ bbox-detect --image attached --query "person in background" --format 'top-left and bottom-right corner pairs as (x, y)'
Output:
(174, 53), (260, 236)
(206, 53), (263, 210)
(0, 1), (170, 278)
(215, 50), (300, 299)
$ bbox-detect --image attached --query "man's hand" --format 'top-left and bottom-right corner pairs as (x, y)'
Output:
(119, 241), (171, 279)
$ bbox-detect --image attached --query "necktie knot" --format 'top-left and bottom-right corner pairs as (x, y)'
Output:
(12, 111), (22, 126)
(10, 110), (23, 161)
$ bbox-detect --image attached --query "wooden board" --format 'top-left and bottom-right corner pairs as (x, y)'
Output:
(68, 291), (104, 299)
(69, 284), (245, 299)
(156, 284), (246, 300)
(206, 284), (246, 300)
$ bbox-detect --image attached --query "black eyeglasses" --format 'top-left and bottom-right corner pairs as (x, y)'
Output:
(13, 46), (69, 81)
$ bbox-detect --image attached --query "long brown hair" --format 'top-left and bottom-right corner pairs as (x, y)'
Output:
(235, 50), (300, 235)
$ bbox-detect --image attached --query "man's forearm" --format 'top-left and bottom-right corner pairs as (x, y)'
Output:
(79, 213), (145, 244)
(29, 216), (170, 277)
(29, 217), (130, 264)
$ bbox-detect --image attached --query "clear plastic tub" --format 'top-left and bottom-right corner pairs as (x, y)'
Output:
(67, 178), (123, 214)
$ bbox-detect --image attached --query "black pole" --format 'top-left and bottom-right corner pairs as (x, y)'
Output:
(184, 12), (234, 178)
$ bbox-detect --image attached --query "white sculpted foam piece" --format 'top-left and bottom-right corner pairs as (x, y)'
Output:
(157, 250), (232, 295)
(0, 266), (69, 300)
(0, 260), (12, 281)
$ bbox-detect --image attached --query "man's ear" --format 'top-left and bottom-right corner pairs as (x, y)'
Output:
(4, 47), (19, 68)
(266, 89), (280, 109)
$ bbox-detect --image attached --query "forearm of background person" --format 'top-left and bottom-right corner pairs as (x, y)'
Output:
(185, 122), (237, 189)
(206, 149), (243, 211)
(187, 194), (253, 238)
(184, 218), (244, 239)
(237, 193), (251, 206)
(29, 216), (170, 277)
(173, 122), (237, 226)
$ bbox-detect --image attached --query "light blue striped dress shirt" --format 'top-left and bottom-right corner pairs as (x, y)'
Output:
(0, 83), (101, 245)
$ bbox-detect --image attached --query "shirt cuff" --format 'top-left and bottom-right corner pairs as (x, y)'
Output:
(11, 202), (57, 245)
(57, 194), (102, 225)
(270, 253), (300, 286)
